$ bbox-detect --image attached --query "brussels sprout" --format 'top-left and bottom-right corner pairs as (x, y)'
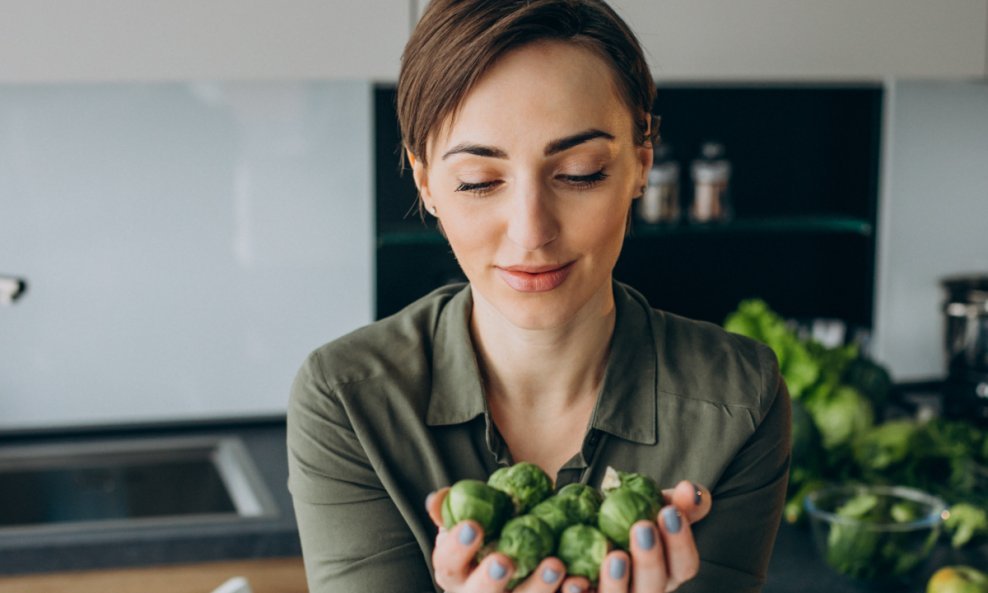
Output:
(530, 496), (579, 537)
(600, 467), (661, 515)
(558, 524), (611, 584)
(557, 483), (604, 505)
(441, 479), (513, 541)
(556, 483), (602, 524)
(496, 515), (555, 589)
(488, 462), (554, 515)
(598, 487), (655, 550)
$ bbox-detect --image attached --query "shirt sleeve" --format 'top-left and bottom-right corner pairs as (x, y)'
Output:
(680, 346), (793, 593)
(286, 352), (438, 593)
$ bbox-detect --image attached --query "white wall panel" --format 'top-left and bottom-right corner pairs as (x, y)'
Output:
(0, 81), (374, 428)
(0, 1), (411, 83)
(611, 0), (988, 80)
(873, 80), (988, 380)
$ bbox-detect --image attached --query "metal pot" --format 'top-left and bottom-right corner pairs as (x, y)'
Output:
(941, 274), (988, 375)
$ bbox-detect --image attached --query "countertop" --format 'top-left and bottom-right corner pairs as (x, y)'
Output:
(0, 557), (306, 593)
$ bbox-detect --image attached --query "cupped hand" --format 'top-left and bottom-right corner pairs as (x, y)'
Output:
(427, 487), (569, 593)
(427, 480), (712, 593)
(566, 481), (711, 593)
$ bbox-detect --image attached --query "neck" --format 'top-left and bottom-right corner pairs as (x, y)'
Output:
(469, 284), (616, 415)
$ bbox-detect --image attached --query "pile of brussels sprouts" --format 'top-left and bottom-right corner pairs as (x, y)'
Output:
(440, 462), (664, 589)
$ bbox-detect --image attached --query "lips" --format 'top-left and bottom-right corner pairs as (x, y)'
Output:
(495, 261), (575, 292)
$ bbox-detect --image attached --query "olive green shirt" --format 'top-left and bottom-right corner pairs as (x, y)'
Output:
(287, 281), (791, 593)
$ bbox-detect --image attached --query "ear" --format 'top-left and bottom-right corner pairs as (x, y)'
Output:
(407, 148), (433, 206)
(634, 142), (653, 199)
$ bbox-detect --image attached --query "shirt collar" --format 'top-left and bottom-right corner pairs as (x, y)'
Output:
(427, 286), (487, 426)
(589, 282), (658, 445)
(426, 282), (658, 446)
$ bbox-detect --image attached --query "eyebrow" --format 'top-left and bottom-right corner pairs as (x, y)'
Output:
(441, 128), (615, 161)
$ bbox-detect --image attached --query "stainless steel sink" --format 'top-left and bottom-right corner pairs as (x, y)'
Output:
(0, 435), (278, 538)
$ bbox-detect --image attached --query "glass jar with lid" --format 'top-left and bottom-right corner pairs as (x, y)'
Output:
(638, 144), (680, 225)
(689, 142), (732, 223)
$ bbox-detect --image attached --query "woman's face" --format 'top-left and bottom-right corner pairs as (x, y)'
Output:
(411, 40), (652, 330)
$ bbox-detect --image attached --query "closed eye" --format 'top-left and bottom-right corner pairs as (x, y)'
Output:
(558, 169), (608, 188)
(456, 180), (501, 196)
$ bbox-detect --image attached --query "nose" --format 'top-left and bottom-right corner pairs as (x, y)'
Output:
(505, 181), (559, 251)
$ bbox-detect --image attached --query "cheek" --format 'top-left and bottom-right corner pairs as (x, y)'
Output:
(569, 195), (631, 242)
(439, 209), (499, 265)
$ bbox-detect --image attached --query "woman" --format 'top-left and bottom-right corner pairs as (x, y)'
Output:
(287, 1), (791, 592)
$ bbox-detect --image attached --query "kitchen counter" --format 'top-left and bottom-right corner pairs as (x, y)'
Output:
(0, 557), (306, 593)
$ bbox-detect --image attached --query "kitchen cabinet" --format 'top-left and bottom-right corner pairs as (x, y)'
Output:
(0, 0), (411, 83)
(610, 0), (988, 80)
(374, 84), (883, 329)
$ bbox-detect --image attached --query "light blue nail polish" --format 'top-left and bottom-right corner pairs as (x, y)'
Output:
(459, 524), (477, 545)
(635, 524), (655, 550)
(662, 507), (682, 534)
(489, 560), (507, 580)
(566, 585), (583, 593)
(609, 557), (627, 579)
(542, 568), (560, 584)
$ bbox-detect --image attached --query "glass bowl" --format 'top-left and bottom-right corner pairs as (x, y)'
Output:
(804, 484), (947, 583)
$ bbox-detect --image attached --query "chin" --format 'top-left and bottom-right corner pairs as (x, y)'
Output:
(492, 289), (585, 330)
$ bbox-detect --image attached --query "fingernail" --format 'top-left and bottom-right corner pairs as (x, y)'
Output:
(566, 585), (583, 593)
(488, 559), (507, 580)
(425, 491), (436, 510)
(692, 482), (703, 506)
(542, 567), (560, 584)
(662, 507), (682, 534)
(635, 524), (655, 550)
(459, 524), (477, 545)
(609, 557), (627, 579)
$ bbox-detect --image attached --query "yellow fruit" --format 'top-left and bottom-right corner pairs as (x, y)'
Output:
(927, 566), (988, 593)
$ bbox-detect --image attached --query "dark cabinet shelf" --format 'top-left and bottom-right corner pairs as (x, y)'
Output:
(377, 216), (873, 248)
(374, 84), (883, 326)
(631, 216), (873, 238)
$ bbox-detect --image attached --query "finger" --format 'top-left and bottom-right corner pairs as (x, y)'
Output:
(596, 550), (631, 593)
(660, 481), (711, 524)
(426, 487), (450, 528)
(657, 506), (700, 591)
(432, 520), (484, 591)
(463, 552), (516, 592)
(513, 556), (567, 592)
(628, 520), (667, 593)
(560, 575), (591, 593)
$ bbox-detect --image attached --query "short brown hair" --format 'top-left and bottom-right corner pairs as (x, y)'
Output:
(398, 0), (658, 168)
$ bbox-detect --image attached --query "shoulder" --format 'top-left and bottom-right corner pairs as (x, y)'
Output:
(294, 283), (466, 395)
(627, 288), (781, 423)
